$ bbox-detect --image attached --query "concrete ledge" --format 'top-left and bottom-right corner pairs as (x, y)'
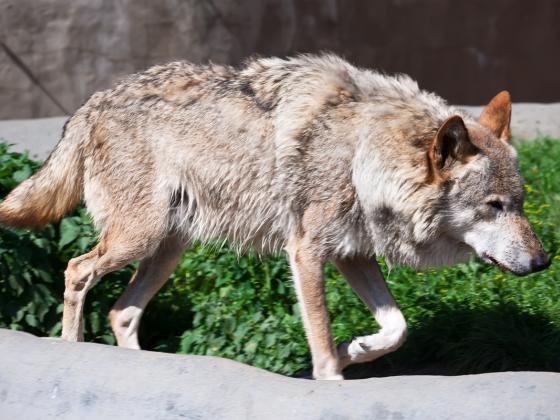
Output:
(0, 329), (558, 419)
(460, 103), (560, 141)
(0, 103), (558, 160)
(0, 116), (67, 160)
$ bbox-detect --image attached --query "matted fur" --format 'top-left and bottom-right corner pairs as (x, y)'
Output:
(0, 54), (549, 380)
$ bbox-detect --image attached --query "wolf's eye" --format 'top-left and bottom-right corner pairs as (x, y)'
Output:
(487, 200), (504, 211)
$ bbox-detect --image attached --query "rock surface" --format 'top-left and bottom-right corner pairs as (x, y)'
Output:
(0, 329), (559, 419)
(0, 103), (558, 161)
(1, 0), (559, 118)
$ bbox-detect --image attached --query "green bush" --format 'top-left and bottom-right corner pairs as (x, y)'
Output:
(0, 139), (559, 376)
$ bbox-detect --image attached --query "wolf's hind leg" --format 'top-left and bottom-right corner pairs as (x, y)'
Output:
(61, 247), (102, 342)
(109, 235), (187, 349)
(61, 225), (165, 342)
(334, 256), (407, 369)
(61, 244), (142, 342)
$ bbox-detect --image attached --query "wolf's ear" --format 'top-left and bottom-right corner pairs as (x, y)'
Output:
(428, 115), (478, 177)
(479, 91), (511, 142)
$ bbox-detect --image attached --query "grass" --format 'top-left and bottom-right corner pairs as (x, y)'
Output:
(0, 138), (559, 377)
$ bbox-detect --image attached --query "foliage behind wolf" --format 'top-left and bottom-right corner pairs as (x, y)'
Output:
(0, 54), (550, 379)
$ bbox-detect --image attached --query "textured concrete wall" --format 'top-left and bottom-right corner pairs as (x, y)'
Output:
(1, 329), (559, 419)
(0, 0), (559, 119)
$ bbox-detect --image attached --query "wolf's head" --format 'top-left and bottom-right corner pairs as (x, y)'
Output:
(429, 92), (550, 276)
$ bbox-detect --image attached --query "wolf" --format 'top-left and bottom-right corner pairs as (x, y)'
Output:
(0, 54), (550, 379)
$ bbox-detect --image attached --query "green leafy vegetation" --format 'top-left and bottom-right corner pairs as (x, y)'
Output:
(0, 139), (558, 377)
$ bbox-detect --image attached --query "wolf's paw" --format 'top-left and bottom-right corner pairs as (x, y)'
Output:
(315, 372), (344, 381)
(313, 359), (344, 380)
(337, 334), (394, 367)
(338, 338), (369, 368)
(338, 329), (407, 368)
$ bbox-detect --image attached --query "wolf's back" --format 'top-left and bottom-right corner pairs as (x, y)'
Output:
(0, 114), (86, 229)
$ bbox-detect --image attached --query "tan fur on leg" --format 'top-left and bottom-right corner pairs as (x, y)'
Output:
(109, 236), (186, 349)
(61, 248), (100, 342)
(61, 228), (164, 342)
(287, 236), (342, 380)
(334, 256), (407, 369)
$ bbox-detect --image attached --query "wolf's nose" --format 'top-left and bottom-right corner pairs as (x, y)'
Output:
(531, 253), (551, 273)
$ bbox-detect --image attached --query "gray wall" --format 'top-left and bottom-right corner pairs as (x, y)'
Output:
(1, 0), (559, 119)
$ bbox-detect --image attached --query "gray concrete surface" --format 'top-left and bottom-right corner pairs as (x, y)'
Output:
(461, 103), (560, 141)
(0, 329), (559, 419)
(0, 116), (67, 160)
(0, 103), (558, 161)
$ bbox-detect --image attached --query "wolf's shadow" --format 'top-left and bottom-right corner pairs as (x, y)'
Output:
(139, 292), (560, 379)
(336, 303), (560, 379)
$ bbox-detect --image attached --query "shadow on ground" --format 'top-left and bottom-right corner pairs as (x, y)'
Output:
(298, 302), (560, 380)
(348, 303), (560, 379)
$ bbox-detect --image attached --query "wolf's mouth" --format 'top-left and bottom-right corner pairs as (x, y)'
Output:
(482, 253), (526, 276)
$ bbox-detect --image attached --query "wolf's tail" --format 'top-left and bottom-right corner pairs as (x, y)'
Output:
(0, 115), (85, 229)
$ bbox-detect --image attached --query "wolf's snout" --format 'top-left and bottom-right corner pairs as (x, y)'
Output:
(530, 252), (551, 273)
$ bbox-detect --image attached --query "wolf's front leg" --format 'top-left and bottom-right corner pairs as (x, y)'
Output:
(334, 256), (408, 369)
(287, 237), (343, 380)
